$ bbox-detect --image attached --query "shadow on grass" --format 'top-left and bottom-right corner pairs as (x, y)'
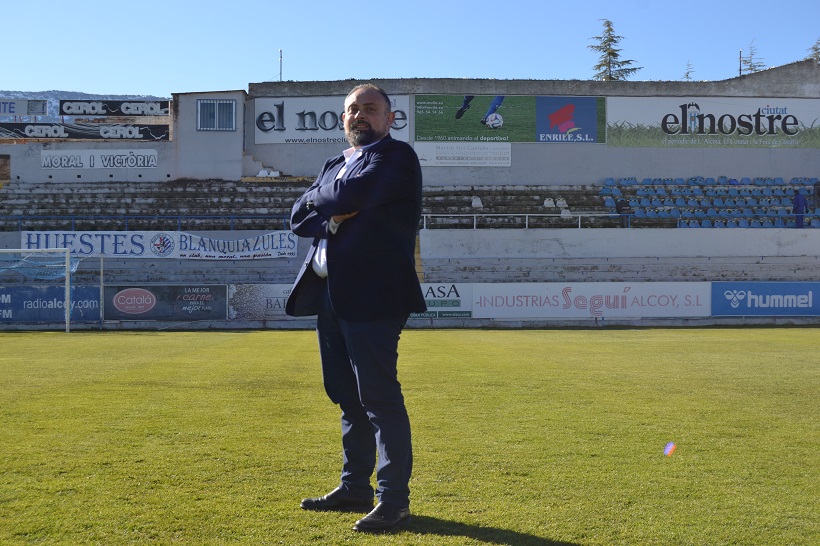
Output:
(406, 515), (580, 546)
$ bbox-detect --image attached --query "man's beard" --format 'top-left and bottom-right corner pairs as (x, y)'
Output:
(346, 125), (380, 147)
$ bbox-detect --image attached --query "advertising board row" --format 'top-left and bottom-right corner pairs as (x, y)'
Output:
(253, 94), (820, 152)
(1, 282), (816, 324)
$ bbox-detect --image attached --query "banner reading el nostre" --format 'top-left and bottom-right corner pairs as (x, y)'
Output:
(21, 231), (297, 260)
(607, 97), (820, 148)
(413, 95), (606, 166)
(253, 95), (411, 144)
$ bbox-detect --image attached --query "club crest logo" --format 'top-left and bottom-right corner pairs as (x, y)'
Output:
(723, 290), (746, 308)
(150, 233), (175, 257)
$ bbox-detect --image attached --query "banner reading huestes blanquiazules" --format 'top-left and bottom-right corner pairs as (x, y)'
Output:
(21, 231), (298, 260)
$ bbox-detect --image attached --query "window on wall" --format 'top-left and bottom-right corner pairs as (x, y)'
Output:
(197, 99), (236, 131)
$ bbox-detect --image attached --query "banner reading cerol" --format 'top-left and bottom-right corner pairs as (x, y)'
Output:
(21, 231), (297, 259)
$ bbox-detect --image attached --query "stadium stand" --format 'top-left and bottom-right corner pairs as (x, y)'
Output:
(600, 176), (818, 228)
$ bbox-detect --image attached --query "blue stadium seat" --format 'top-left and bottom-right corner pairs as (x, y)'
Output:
(689, 220), (700, 228)
(713, 220), (725, 228)
(604, 197), (616, 208)
(738, 219), (750, 228)
(726, 220), (738, 228)
(812, 218), (820, 228)
(701, 219), (713, 228)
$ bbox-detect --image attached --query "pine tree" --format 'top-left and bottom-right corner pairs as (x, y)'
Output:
(588, 19), (642, 81)
(807, 37), (820, 62)
(683, 61), (695, 81)
(740, 39), (766, 74)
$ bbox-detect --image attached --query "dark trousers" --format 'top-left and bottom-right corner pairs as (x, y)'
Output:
(316, 284), (412, 508)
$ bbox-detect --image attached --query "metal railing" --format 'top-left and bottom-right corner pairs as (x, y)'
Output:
(1, 214), (290, 232)
(421, 212), (626, 229)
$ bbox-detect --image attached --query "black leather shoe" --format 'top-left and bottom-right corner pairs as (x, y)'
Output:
(300, 487), (373, 511)
(353, 502), (411, 532)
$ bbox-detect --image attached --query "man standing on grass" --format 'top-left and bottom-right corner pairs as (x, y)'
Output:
(285, 84), (426, 532)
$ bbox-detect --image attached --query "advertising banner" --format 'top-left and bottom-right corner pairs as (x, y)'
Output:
(254, 95), (410, 144)
(412, 283), (473, 319)
(471, 282), (711, 319)
(712, 282), (819, 316)
(414, 95), (605, 166)
(414, 142), (511, 167)
(104, 285), (226, 321)
(607, 97), (820, 148)
(41, 149), (158, 169)
(59, 100), (170, 117)
(0, 99), (47, 116)
(227, 284), (294, 320)
(0, 286), (100, 323)
(0, 123), (170, 141)
(21, 231), (298, 260)
(414, 95), (605, 144)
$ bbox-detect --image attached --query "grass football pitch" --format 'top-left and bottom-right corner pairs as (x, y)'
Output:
(1, 327), (817, 545)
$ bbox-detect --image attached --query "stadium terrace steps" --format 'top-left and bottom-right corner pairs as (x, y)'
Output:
(0, 180), (617, 232)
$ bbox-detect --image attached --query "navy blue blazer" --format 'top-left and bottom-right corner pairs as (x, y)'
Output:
(285, 135), (427, 322)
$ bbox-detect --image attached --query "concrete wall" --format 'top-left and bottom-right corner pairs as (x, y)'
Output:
(418, 228), (820, 284)
(245, 60), (820, 185)
(0, 141), (176, 183)
(172, 90), (247, 181)
(419, 227), (820, 260)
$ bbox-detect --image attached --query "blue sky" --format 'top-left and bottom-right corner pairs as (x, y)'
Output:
(4, 0), (819, 97)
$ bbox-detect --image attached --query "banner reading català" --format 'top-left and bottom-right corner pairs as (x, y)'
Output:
(607, 97), (820, 148)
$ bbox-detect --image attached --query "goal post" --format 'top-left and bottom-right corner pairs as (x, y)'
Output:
(0, 248), (76, 332)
